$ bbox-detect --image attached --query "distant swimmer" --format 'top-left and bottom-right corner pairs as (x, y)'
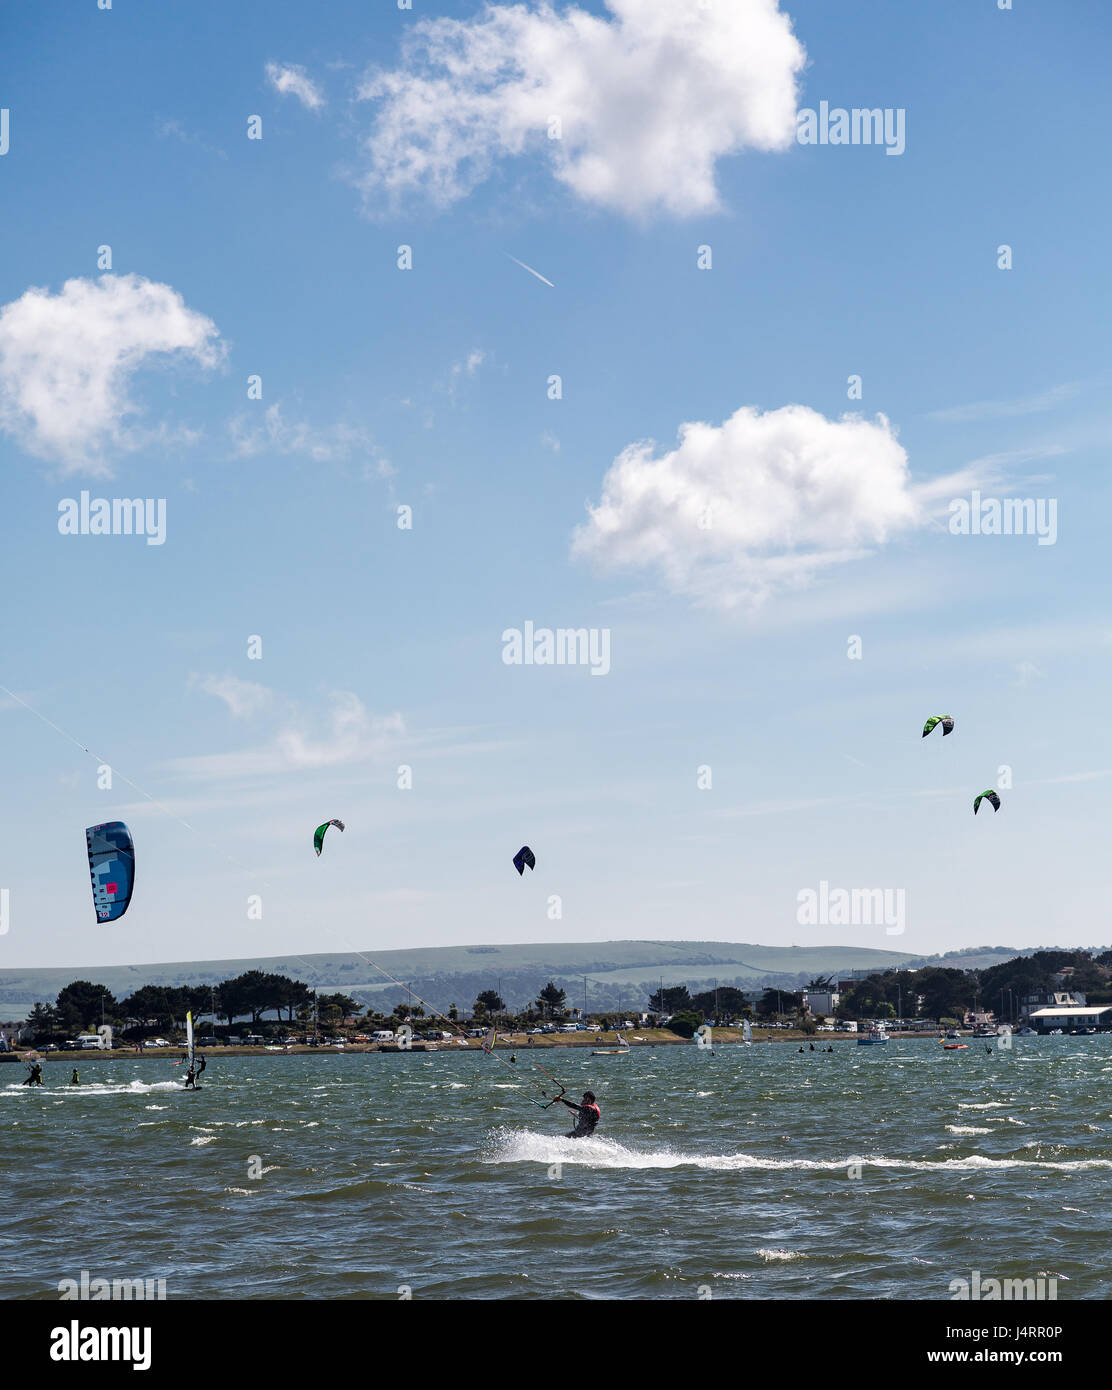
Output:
(22, 1062), (43, 1086)
(559, 1090), (600, 1139)
(510, 1054), (517, 1064)
(183, 1064), (197, 1090)
(798, 1046), (805, 1053)
(70, 1069), (80, 1085)
(809, 1043), (815, 1051)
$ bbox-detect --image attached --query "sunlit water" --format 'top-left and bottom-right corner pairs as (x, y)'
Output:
(2, 1037), (1107, 1299)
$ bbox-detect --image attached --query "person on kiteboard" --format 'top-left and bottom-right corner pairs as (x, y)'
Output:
(559, 1090), (600, 1139)
(22, 1062), (43, 1086)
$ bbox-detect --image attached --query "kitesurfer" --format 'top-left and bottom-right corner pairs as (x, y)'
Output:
(22, 1062), (43, 1086)
(70, 1069), (80, 1085)
(559, 1091), (600, 1139)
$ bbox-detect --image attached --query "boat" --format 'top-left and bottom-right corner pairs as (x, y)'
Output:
(857, 1023), (889, 1046)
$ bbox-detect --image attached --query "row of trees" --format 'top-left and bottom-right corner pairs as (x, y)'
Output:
(26, 950), (1110, 1042)
(22, 973), (582, 1043)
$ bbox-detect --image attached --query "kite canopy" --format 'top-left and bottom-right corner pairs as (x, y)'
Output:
(922, 715), (955, 738)
(85, 821), (135, 923)
(314, 819), (345, 856)
(512, 845), (536, 876)
(973, 790), (1001, 815)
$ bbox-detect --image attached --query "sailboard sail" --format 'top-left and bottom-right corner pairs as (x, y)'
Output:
(742, 1019), (753, 1045)
(186, 1010), (194, 1071)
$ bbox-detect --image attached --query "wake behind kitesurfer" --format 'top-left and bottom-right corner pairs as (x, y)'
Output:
(559, 1091), (600, 1139)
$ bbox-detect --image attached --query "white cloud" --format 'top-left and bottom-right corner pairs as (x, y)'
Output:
(572, 404), (964, 608)
(228, 402), (380, 465)
(191, 674), (273, 719)
(927, 383), (1080, 424)
(447, 348), (486, 399)
(167, 691), (406, 780)
(355, 0), (805, 217)
(0, 274), (223, 471)
(1012, 661), (1046, 687)
(266, 62), (325, 110)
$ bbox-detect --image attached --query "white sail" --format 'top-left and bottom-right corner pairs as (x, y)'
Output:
(186, 1010), (194, 1071)
(742, 1019), (753, 1045)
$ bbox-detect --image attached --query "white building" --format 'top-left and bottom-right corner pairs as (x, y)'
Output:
(803, 990), (839, 1016)
(1028, 1005), (1112, 1033)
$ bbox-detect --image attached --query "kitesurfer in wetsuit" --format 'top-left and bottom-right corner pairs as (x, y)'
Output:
(22, 1062), (43, 1086)
(183, 1063), (197, 1090)
(559, 1091), (600, 1139)
(70, 1069), (80, 1085)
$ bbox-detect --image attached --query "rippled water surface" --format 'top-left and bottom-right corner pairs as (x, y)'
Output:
(3, 1037), (1108, 1299)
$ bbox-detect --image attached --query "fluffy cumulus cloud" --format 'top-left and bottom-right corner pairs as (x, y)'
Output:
(572, 405), (930, 608)
(356, 0), (805, 217)
(0, 274), (223, 471)
(265, 62), (325, 110)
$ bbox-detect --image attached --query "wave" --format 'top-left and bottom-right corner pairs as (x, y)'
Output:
(2, 1079), (183, 1097)
(482, 1128), (1112, 1172)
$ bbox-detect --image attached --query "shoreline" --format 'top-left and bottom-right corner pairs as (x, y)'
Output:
(2, 1026), (991, 1061)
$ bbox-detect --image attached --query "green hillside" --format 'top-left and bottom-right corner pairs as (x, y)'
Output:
(0, 939), (927, 1013)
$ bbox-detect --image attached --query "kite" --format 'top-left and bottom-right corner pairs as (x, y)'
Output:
(512, 846), (535, 876)
(85, 822), (135, 923)
(973, 790), (1001, 815)
(314, 819), (345, 856)
(922, 715), (955, 738)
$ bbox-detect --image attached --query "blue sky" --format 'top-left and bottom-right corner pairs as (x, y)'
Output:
(1, 0), (1109, 971)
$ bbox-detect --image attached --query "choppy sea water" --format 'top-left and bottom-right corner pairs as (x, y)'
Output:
(3, 1037), (1108, 1300)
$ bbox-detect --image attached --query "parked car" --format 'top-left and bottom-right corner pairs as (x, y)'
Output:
(147, 1038), (170, 1048)
(371, 1031), (395, 1042)
(196, 1037), (220, 1047)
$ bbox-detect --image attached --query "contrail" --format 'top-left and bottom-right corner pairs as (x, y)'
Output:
(505, 253), (555, 287)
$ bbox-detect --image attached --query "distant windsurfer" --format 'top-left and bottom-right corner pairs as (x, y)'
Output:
(559, 1090), (600, 1139)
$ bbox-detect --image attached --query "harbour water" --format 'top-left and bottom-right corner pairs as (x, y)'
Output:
(4, 1037), (1108, 1300)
